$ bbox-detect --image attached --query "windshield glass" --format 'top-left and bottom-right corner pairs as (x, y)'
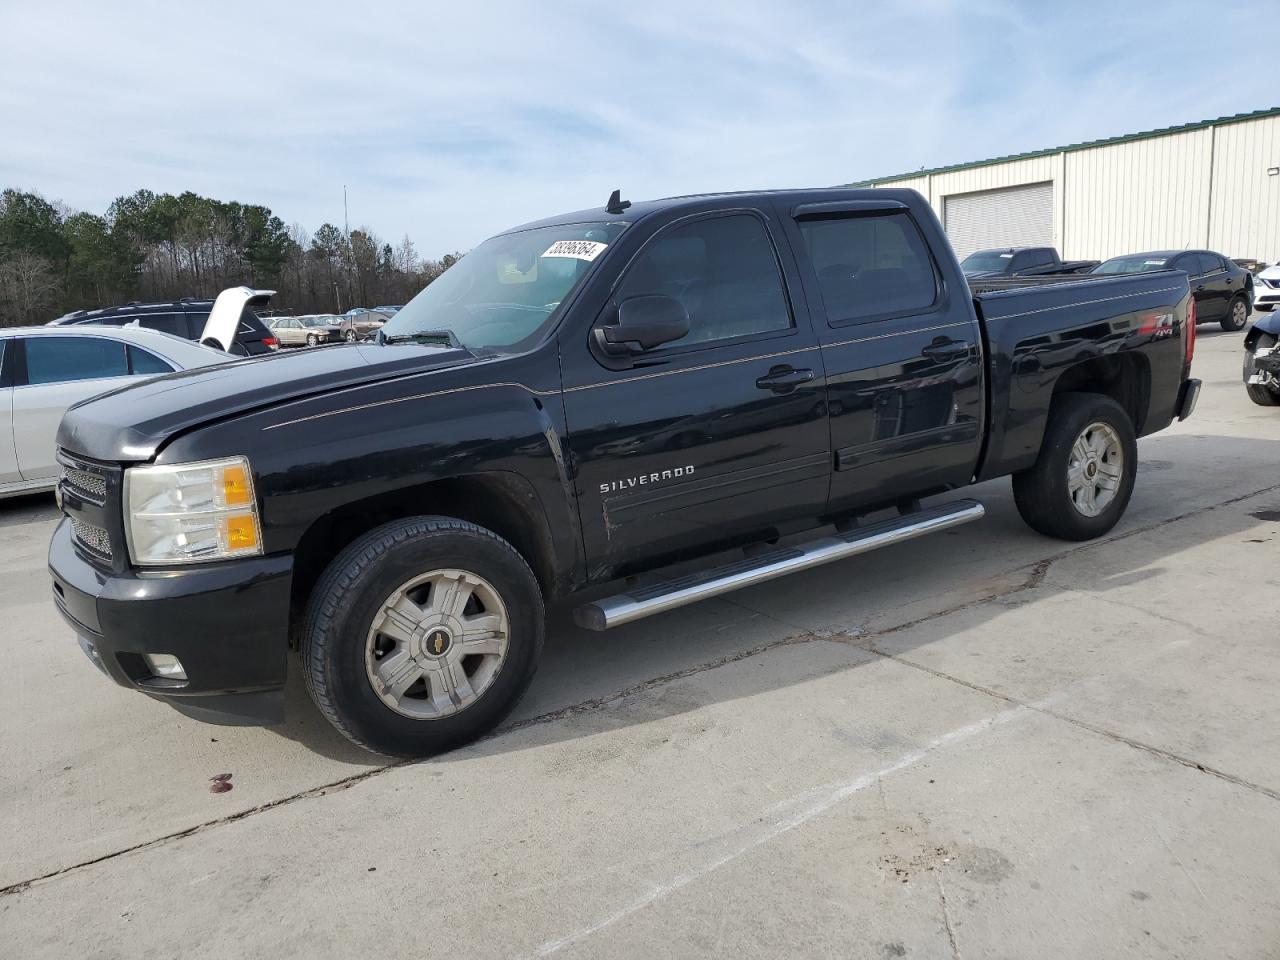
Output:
(1092, 255), (1170, 275)
(379, 222), (627, 352)
(302, 316), (335, 327)
(960, 251), (1014, 274)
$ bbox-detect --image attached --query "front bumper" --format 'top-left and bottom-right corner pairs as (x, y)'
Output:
(48, 520), (293, 724)
(1254, 284), (1280, 312)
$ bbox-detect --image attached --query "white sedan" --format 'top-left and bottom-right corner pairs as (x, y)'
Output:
(1253, 265), (1280, 313)
(0, 325), (232, 499)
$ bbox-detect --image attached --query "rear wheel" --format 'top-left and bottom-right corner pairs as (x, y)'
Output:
(1244, 332), (1280, 406)
(1012, 393), (1138, 541)
(1222, 295), (1249, 332)
(345, 329), (357, 342)
(302, 517), (544, 757)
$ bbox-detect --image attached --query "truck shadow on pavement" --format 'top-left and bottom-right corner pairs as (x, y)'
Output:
(263, 431), (1280, 764)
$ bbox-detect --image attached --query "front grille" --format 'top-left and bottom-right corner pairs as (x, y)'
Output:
(70, 516), (113, 560)
(63, 467), (107, 503)
(57, 448), (124, 570)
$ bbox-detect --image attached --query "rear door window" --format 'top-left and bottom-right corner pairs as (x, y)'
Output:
(24, 337), (129, 385)
(797, 211), (939, 325)
(132, 313), (187, 337)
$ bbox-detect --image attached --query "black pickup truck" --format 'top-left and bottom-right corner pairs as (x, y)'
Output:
(960, 246), (1098, 280)
(48, 188), (1201, 757)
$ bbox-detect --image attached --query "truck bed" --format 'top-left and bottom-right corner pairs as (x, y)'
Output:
(973, 270), (1191, 481)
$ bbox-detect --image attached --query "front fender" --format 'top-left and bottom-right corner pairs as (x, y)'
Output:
(1247, 312), (1280, 347)
(152, 358), (581, 587)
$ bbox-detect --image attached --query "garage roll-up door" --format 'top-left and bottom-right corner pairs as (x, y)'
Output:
(943, 182), (1054, 259)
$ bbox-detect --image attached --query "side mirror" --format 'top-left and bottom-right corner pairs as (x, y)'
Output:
(595, 295), (690, 357)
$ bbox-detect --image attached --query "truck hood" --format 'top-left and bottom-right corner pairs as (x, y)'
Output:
(58, 342), (478, 462)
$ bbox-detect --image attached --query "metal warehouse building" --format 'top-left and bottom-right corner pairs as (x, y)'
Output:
(856, 107), (1280, 264)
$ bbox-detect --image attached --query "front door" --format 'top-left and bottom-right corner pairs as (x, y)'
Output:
(0, 340), (17, 485)
(562, 209), (830, 580)
(777, 200), (985, 515)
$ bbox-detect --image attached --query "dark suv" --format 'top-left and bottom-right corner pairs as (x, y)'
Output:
(50, 298), (278, 355)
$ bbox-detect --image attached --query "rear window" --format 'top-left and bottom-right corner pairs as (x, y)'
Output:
(798, 212), (939, 324)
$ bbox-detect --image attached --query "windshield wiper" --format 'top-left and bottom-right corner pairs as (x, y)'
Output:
(379, 328), (462, 348)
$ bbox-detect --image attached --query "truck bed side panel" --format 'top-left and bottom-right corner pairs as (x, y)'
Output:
(974, 272), (1190, 481)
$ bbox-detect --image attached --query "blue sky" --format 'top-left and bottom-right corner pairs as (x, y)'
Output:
(1, 0), (1273, 256)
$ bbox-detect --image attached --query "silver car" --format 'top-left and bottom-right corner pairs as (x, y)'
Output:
(0, 326), (231, 499)
(269, 315), (344, 347)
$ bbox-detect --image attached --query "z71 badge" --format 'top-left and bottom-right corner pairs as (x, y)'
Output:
(600, 465), (695, 495)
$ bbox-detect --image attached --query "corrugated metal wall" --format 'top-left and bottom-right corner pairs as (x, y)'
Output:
(944, 183), (1054, 258)
(874, 113), (1280, 263)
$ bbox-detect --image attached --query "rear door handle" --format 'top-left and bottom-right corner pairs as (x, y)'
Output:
(755, 365), (815, 394)
(920, 339), (971, 362)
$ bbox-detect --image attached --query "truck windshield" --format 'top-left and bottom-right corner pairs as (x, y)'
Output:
(380, 222), (628, 352)
(960, 251), (1014, 274)
(1092, 255), (1170, 274)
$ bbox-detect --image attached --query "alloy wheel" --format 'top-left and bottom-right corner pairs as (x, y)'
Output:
(1067, 421), (1123, 517)
(364, 569), (510, 719)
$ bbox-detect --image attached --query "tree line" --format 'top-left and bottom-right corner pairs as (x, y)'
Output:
(0, 187), (461, 326)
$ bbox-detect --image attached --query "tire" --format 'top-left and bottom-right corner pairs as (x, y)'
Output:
(1222, 295), (1249, 332)
(306, 333), (318, 347)
(302, 517), (544, 758)
(1244, 332), (1280, 406)
(1012, 393), (1138, 541)
(345, 329), (357, 342)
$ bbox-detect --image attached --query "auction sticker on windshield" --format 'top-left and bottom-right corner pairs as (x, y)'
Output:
(542, 240), (608, 261)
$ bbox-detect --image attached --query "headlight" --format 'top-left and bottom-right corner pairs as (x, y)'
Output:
(124, 456), (263, 565)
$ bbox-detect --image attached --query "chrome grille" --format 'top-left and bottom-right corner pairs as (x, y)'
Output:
(63, 467), (107, 502)
(70, 517), (113, 560)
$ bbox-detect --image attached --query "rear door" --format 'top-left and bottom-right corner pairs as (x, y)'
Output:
(11, 336), (135, 480)
(1180, 253), (1228, 322)
(562, 208), (831, 578)
(778, 198), (984, 515)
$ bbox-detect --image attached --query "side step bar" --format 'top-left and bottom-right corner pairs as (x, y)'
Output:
(573, 499), (985, 631)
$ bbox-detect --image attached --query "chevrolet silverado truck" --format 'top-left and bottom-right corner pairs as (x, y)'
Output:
(48, 188), (1201, 757)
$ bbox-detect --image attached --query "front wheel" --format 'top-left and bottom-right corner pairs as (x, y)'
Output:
(302, 517), (544, 757)
(1222, 295), (1249, 332)
(1012, 393), (1138, 541)
(345, 329), (357, 342)
(306, 333), (319, 347)
(1244, 332), (1280, 406)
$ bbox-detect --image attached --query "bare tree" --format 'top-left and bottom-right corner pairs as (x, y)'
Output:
(0, 252), (60, 322)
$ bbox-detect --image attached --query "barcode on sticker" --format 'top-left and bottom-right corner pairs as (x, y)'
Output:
(542, 240), (608, 261)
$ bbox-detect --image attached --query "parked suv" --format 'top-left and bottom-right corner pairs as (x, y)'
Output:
(50, 298), (278, 355)
(1092, 250), (1254, 331)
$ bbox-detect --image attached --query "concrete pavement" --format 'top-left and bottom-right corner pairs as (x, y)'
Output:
(1, 329), (1278, 958)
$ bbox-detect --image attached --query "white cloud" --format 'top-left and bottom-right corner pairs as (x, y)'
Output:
(0, 0), (1272, 254)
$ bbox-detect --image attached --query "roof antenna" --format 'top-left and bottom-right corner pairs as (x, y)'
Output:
(606, 189), (631, 214)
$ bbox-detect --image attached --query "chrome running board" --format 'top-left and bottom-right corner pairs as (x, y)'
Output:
(573, 499), (985, 631)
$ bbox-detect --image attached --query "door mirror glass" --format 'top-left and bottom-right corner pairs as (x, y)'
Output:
(598, 295), (691, 355)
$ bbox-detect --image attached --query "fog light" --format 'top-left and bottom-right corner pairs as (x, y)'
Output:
(143, 653), (187, 681)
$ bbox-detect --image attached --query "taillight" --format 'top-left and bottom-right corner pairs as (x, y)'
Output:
(263, 337), (279, 350)
(1185, 297), (1196, 366)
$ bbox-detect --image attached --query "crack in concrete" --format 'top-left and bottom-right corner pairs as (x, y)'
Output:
(4, 479), (1278, 899)
(937, 873), (963, 960)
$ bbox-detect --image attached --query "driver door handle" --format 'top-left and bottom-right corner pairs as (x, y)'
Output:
(920, 338), (971, 362)
(755, 365), (815, 394)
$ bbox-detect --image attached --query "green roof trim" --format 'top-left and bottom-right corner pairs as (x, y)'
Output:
(846, 106), (1280, 186)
